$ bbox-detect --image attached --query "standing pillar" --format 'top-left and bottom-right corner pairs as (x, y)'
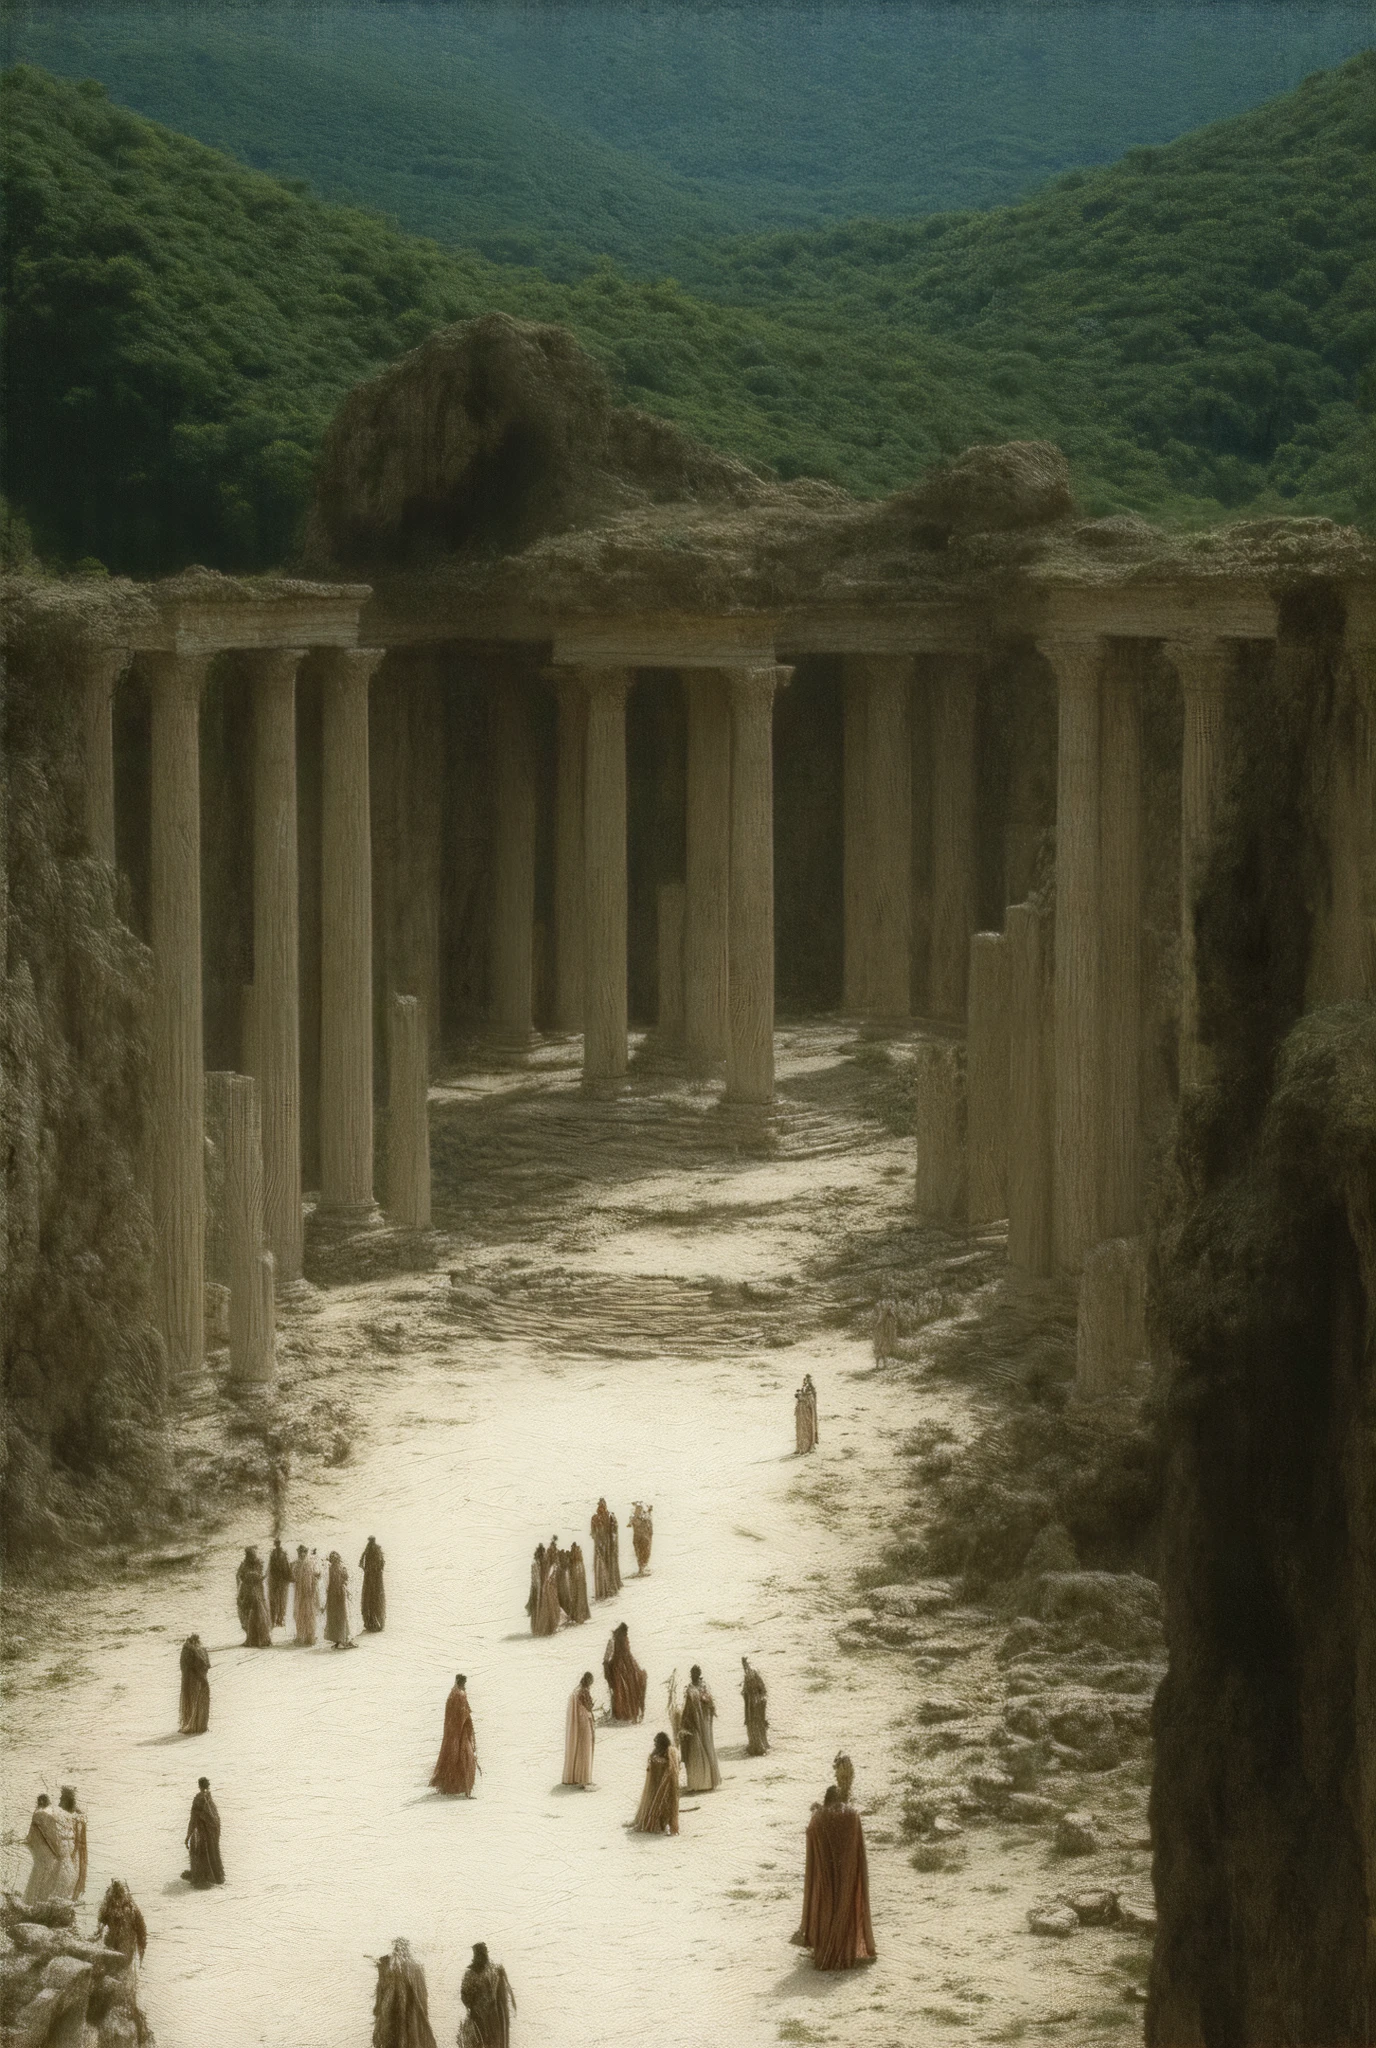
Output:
(726, 665), (790, 1104)
(1042, 637), (1105, 1271)
(78, 644), (127, 866)
(657, 882), (686, 1041)
(865, 656), (914, 1017)
(1099, 646), (1143, 1238)
(386, 993), (431, 1229)
(147, 650), (210, 1378)
(490, 679), (537, 1039)
(929, 656), (980, 1019)
(222, 1071), (274, 1383)
(250, 647), (306, 1284)
(966, 930), (1010, 1224)
(914, 1038), (967, 1226)
(319, 647), (384, 1216)
(581, 669), (631, 1084)
(552, 676), (586, 1031)
(842, 662), (871, 1011)
(684, 671), (731, 1067)
(1167, 639), (1232, 1086)
(1005, 902), (1054, 1276)
(1332, 640), (1376, 1000)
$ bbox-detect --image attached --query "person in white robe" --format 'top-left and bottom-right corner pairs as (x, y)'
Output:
(562, 1672), (596, 1788)
(679, 1664), (722, 1792)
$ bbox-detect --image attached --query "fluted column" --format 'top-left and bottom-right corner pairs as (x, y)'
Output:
(685, 670), (731, 1067)
(148, 650), (211, 1378)
(582, 668), (631, 1084)
(319, 647), (384, 1215)
(1099, 645), (1143, 1238)
(726, 664), (790, 1104)
(842, 661), (871, 1011)
(250, 648), (306, 1283)
(845, 655), (913, 1016)
(490, 679), (537, 1039)
(387, 993), (431, 1229)
(967, 930), (1009, 1224)
(929, 656), (980, 1020)
(553, 675), (586, 1032)
(1333, 641), (1375, 1000)
(1168, 639), (1232, 1086)
(78, 644), (127, 866)
(1005, 901), (1054, 1276)
(222, 1071), (274, 1383)
(1042, 636), (1105, 1271)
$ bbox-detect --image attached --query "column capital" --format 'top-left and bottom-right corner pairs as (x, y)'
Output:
(575, 663), (634, 702)
(1036, 637), (1104, 693)
(243, 645), (309, 691)
(73, 641), (131, 692)
(727, 662), (793, 709)
(1165, 637), (1234, 698)
(144, 648), (214, 698)
(319, 645), (386, 692)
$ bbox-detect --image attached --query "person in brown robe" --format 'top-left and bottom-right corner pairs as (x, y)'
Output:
(97, 1879), (148, 1968)
(590, 1500), (613, 1600)
(563, 1671), (597, 1788)
(59, 1786), (88, 1900)
(679, 1667), (722, 1792)
(292, 1545), (322, 1645)
(525, 1543), (546, 1629)
(372, 1936), (438, 2048)
(833, 1752), (854, 1803)
(360, 1538), (387, 1631)
(458, 1943), (516, 2048)
(555, 1543), (575, 1620)
(741, 1656), (769, 1755)
(792, 1785), (876, 1969)
(183, 1778), (224, 1886)
(236, 1546), (272, 1647)
(324, 1551), (355, 1648)
(431, 1675), (478, 1796)
(536, 1545), (562, 1635)
(607, 1508), (624, 1592)
(630, 1501), (653, 1573)
(566, 1541), (591, 1622)
(179, 1634), (211, 1733)
(795, 1375), (819, 1454)
(603, 1620), (647, 1722)
(631, 1732), (681, 1835)
(267, 1539), (293, 1628)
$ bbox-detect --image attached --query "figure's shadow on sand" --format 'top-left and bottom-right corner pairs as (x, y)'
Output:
(137, 1730), (198, 1748)
(773, 1953), (868, 1997)
(549, 1781), (595, 1796)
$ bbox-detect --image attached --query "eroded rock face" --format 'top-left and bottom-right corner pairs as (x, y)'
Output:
(894, 439), (1075, 536)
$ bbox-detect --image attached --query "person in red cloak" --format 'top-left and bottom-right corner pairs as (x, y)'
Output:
(792, 1784), (877, 1970)
(431, 1675), (478, 1797)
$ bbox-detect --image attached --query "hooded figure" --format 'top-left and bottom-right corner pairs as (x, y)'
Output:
(59, 1786), (87, 1899)
(741, 1657), (770, 1755)
(631, 1732), (681, 1836)
(607, 1509), (624, 1593)
(23, 1795), (77, 1904)
(236, 1546), (273, 1647)
(566, 1541), (591, 1623)
(372, 1936), (438, 2048)
(792, 1784), (876, 1969)
(458, 1942), (516, 2048)
(562, 1671), (596, 1788)
(292, 1545), (322, 1645)
(325, 1551), (355, 1648)
(629, 1501), (653, 1573)
(431, 1675), (478, 1796)
(679, 1666), (722, 1792)
(179, 1633), (211, 1733)
(184, 1778), (224, 1887)
(603, 1621), (647, 1723)
(360, 1537), (387, 1631)
(795, 1375), (819, 1454)
(267, 1539), (294, 1627)
(537, 1542), (563, 1635)
(97, 1879), (148, 1969)
(590, 1500), (613, 1600)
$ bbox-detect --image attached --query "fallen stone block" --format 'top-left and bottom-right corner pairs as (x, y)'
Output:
(1055, 1810), (1101, 1856)
(1004, 1700), (1050, 1741)
(917, 1693), (969, 1723)
(1065, 1889), (1120, 1926)
(1034, 1571), (1163, 1653)
(0, 1900), (76, 1933)
(1027, 1903), (1079, 1937)
(868, 1581), (955, 1617)
(1007, 1793), (1058, 1823)
(970, 1768), (1015, 1806)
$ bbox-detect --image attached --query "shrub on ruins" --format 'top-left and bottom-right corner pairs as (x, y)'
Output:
(2, 581), (168, 1566)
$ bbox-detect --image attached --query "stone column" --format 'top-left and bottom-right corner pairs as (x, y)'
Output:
(1332, 641), (1376, 999)
(222, 1071), (274, 1383)
(966, 930), (1009, 1224)
(1005, 901), (1054, 1277)
(148, 650), (210, 1379)
(319, 648), (383, 1215)
(582, 668), (631, 1085)
(250, 647), (306, 1284)
(386, 993), (431, 1229)
(726, 665), (790, 1104)
(657, 881), (686, 1041)
(684, 670), (732, 1067)
(1076, 1236), (1147, 1398)
(846, 655), (913, 1017)
(78, 644), (127, 866)
(842, 661), (871, 1011)
(490, 680), (537, 1039)
(1099, 646), (1143, 1238)
(914, 1037), (967, 1227)
(553, 676), (586, 1032)
(1042, 636), (1105, 1271)
(1167, 639), (1232, 1087)
(929, 655), (980, 1019)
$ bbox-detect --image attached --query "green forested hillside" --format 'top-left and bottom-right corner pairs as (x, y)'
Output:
(3, 59), (1372, 578)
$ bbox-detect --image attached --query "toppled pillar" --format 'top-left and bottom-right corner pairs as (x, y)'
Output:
(657, 882), (686, 1042)
(1005, 902), (1054, 1277)
(967, 930), (1009, 1224)
(222, 1071), (274, 1383)
(1075, 1236), (1147, 1397)
(914, 1037), (967, 1227)
(386, 994), (432, 1229)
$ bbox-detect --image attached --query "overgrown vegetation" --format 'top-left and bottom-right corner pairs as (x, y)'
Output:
(3, 55), (1372, 577)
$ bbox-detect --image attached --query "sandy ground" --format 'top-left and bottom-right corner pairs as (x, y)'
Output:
(2, 1027), (1151, 2047)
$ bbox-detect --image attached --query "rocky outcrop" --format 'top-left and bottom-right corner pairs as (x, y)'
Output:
(0, 1895), (152, 2048)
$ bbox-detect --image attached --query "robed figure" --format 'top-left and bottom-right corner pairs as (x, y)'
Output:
(292, 1546), (322, 1645)
(59, 1787), (87, 1900)
(372, 1937), (438, 2048)
(607, 1509), (624, 1592)
(793, 1788), (876, 1969)
(631, 1732), (681, 1835)
(267, 1540), (293, 1628)
(525, 1543), (545, 1627)
(97, 1880), (148, 1971)
(555, 1543), (574, 1620)
(562, 1673), (597, 1787)
(23, 1797), (80, 1904)
(458, 1943), (516, 2048)
(325, 1551), (354, 1647)
(566, 1542), (591, 1623)
(360, 1538), (387, 1631)
(236, 1547), (273, 1647)
(431, 1675), (478, 1796)
(679, 1666), (722, 1792)
(184, 1778), (225, 1887)
(629, 1501), (653, 1573)
(795, 1374), (819, 1455)
(603, 1621), (647, 1723)
(179, 1634), (211, 1733)
(741, 1657), (769, 1754)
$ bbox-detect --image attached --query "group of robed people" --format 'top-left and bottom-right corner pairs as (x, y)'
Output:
(524, 1533), (590, 1636)
(232, 1535), (387, 1656)
(373, 1936), (515, 2048)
